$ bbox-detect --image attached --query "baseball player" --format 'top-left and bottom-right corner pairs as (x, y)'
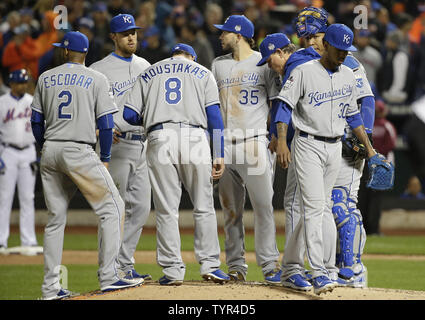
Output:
(271, 24), (377, 294)
(289, 7), (375, 288)
(123, 43), (230, 285)
(89, 13), (152, 281)
(30, 31), (142, 300)
(0, 69), (42, 256)
(211, 15), (282, 283)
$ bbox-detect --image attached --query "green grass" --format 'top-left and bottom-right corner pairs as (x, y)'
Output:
(6, 233), (425, 255)
(2, 232), (425, 300)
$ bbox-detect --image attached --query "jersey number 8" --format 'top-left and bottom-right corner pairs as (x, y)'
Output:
(165, 77), (182, 105)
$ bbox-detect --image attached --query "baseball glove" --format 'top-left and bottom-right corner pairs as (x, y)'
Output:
(366, 153), (395, 190)
(341, 135), (367, 161)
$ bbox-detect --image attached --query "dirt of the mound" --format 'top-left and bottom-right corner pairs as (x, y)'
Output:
(72, 281), (425, 301)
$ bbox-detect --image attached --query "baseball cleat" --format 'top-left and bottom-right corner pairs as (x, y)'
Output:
(43, 288), (79, 300)
(282, 274), (313, 291)
(312, 276), (336, 295)
(202, 269), (230, 284)
(304, 270), (313, 283)
(126, 269), (152, 281)
(228, 270), (246, 282)
(101, 277), (143, 292)
(264, 269), (282, 285)
(159, 275), (183, 286)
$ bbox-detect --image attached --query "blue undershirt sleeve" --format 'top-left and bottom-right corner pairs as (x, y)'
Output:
(30, 110), (45, 148)
(123, 106), (143, 126)
(206, 104), (224, 159)
(346, 112), (364, 130)
(97, 113), (114, 162)
(359, 96), (375, 134)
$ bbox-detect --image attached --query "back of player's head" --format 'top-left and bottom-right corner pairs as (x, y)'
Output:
(295, 6), (328, 38)
(110, 13), (141, 33)
(257, 33), (292, 66)
(9, 69), (29, 83)
(53, 31), (89, 53)
(323, 24), (357, 52)
(213, 15), (254, 39)
(172, 43), (197, 61)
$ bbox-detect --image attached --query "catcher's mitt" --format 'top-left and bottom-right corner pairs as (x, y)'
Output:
(341, 135), (367, 161)
(366, 153), (395, 190)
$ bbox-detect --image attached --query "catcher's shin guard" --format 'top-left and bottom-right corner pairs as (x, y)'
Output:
(331, 187), (366, 279)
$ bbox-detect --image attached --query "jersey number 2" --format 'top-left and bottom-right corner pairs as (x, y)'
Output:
(58, 90), (72, 119)
(165, 78), (182, 105)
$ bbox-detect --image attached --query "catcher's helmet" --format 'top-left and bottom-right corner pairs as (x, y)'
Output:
(9, 69), (29, 83)
(294, 7), (328, 38)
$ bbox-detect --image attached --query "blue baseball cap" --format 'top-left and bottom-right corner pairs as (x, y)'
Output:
(9, 69), (29, 83)
(214, 15), (254, 38)
(110, 14), (141, 33)
(323, 24), (357, 52)
(172, 43), (197, 61)
(257, 33), (291, 66)
(53, 31), (89, 53)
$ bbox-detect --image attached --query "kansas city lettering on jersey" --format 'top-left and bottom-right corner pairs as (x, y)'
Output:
(141, 63), (207, 83)
(308, 84), (353, 107)
(216, 72), (259, 89)
(42, 73), (93, 89)
(112, 76), (138, 97)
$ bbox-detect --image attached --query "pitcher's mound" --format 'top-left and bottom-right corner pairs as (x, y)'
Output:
(71, 281), (425, 300)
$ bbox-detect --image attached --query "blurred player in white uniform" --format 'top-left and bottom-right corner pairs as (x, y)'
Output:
(124, 44), (230, 285)
(211, 15), (282, 283)
(31, 32), (142, 300)
(90, 14), (152, 281)
(0, 69), (42, 256)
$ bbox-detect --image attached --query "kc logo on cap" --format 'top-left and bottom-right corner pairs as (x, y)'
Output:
(110, 14), (141, 33)
(324, 24), (357, 52)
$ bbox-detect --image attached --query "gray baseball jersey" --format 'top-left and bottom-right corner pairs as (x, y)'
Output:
(212, 52), (281, 140)
(90, 53), (150, 135)
(125, 56), (220, 129)
(32, 63), (118, 143)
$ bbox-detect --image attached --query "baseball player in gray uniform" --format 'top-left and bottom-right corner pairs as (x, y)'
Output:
(31, 32), (142, 300)
(283, 7), (376, 289)
(90, 13), (152, 281)
(0, 69), (42, 256)
(211, 15), (282, 283)
(272, 24), (377, 295)
(124, 43), (230, 285)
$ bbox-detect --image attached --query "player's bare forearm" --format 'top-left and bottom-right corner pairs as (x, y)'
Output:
(102, 162), (109, 170)
(276, 122), (291, 169)
(352, 125), (376, 158)
(212, 157), (225, 180)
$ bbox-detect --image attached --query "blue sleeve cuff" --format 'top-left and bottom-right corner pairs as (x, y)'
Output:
(346, 112), (364, 130)
(206, 104), (224, 158)
(275, 101), (292, 125)
(359, 96), (375, 134)
(98, 128), (113, 162)
(123, 106), (142, 126)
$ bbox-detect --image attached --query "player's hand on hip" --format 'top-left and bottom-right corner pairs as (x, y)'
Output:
(268, 134), (277, 153)
(112, 129), (121, 144)
(212, 157), (225, 180)
(276, 138), (291, 169)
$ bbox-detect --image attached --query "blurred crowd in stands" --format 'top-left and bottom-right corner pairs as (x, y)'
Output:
(1, 0), (425, 197)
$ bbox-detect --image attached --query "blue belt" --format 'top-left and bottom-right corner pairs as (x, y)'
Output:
(299, 131), (341, 143)
(117, 132), (146, 141)
(147, 122), (200, 134)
